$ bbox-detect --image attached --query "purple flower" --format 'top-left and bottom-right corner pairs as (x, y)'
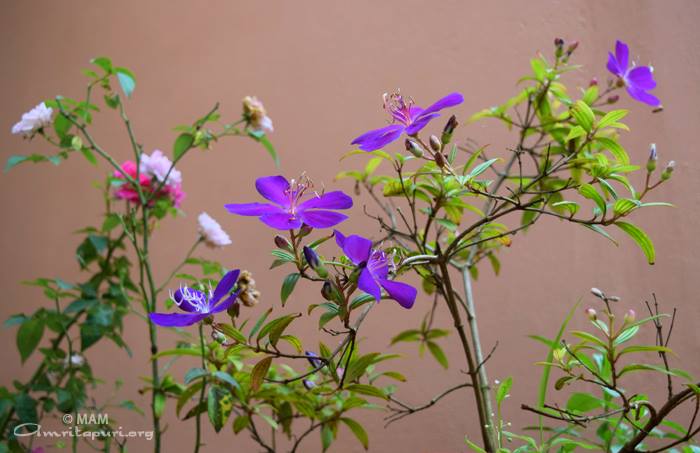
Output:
(225, 175), (353, 230)
(607, 40), (661, 107)
(334, 230), (417, 309)
(150, 270), (240, 327)
(351, 91), (464, 152)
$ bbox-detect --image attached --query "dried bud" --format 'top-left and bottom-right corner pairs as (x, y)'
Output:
(661, 160), (675, 181)
(240, 288), (260, 307)
(647, 143), (658, 172)
(212, 331), (227, 344)
(585, 308), (597, 321)
(591, 287), (605, 299)
(321, 280), (334, 301)
(274, 235), (292, 251)
(298, 224), (313, 237)
(434, 151), (446, 168)
(624, 309), (636, 324)
(607, 95), (620, 104)
(405, 138), (424, 158)
(429, 135), (442, 152)
(589, 77), (598, 87)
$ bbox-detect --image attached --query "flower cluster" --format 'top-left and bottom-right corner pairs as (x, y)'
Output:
(113, 150), (185, 207)
(11, 102), (53, 136)
(197, 212), (232, 248)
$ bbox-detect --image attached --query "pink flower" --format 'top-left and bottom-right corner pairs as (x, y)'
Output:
(113, 154), (185, 207)
(12, 102), (53, 136)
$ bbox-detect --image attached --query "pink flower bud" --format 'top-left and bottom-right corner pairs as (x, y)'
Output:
(586, 308), (597, 321)
(624, 309), (636, 324)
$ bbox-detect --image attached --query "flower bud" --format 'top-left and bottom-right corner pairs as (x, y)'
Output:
(303, 379), (316, 390)
(589, 77), (598, 87)
(434, 151), (446, 168)
(441, 115), (458, 145)
(303, 246), (320, 269)
(661, 160), (675, 181)
(566, 41), (579, 56)
(321, 280), (334, 301)
(554, 38), (565, 58)
(212, 331), (227, 344)
(429, 135), (442, 152)
(405, 138), (424, 158)
(591, 287), (605, 299)
(274, 235), (292, 251)
(586, 308), (597, 321)
(305, 351), (323, 369)
(354, 181), (361, 196)
(298, 224), (313, 237)
(646, 143), (658, 172)
(607, 95), (620, 104)
(624, 309), (636, 324)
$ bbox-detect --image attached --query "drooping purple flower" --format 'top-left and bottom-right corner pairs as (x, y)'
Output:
(606, 40), (661, 107)
(351, 91), (464, 152)
(225, 175), (353, 230)
(334, 230), (416, 309)
(150, 270), (240, 327)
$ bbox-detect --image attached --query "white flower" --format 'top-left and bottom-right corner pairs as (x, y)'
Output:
(139, 150), (182, 187)
(243, 96), (274, 133)
(12, 102), (53, 136)
(198, 212), (232, 248)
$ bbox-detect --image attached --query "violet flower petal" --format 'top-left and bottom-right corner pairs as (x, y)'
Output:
(417, 92), (464, 117)
(299, 210), (348, 228)
(607, 51), (623, 77)
(297, 191), (353, 211)
(259, 212), (303, 230)
(405, 113), (440, 135)
(209, 290), (240, 314)
(334, 231), (372, 264)
(255, 175), (291, 208)
(626, 86), (661, 107)
(615, 40), (629, 72)
(626, 66), (657, 90)
(211, 269), (240, 305)
(378, 278), (417, 309)
(224, 202), (283, 216)
(150, 312), (208, 327)
(172, 288), (207, 312)
(358, 267), (382, 301)
(351, 124), (405, 151)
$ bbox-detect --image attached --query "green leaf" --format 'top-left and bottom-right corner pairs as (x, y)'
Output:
(173, 133), (194, 160)
(566, 393), (603, 413)
(467, 158), (500, 179)
(596, 137), (630, 165)
(565, 126), (587, 141)
(80, 322), (103, 350)
(321, 424), (334, 452)
(341, 417), (369, 450)
(207, 386), (233, 433)
(617, 345), (673, 357)
(344, 384), (387, 400)
(248, 307), (273, 341)
(597, 109), (628, 129)
(233, 414), (250, 434)
(248, 131), (280, 167)
(618, 364), (693, 381)
(17, 318), (44, 363)
(582, 224), (618, 245)
(91, 56), (113, 73)
(250, 356), (272, 392)
(579, 183), (606, 216)
(115, 67), (136, 98)
(496, 376), (513, 405)
(212, 371), (239, 389)
(184, 367), (208, 385)
(614, 221), (655, 264)
(5, 155), (29, 172)
(571, 100), (595, 132)
(176, 381), (203, 417)
(152, 347), (202, 359)
(217, 324), (247, 344)
(426, 341), (449, 369)
(390, 329), (421, 345)
(613, 198), (639, 216)
(154, 392), (166, 419)
(280, 273), (300, 305)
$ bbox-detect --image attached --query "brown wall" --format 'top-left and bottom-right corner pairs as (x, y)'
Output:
(2, 1), (699, 452)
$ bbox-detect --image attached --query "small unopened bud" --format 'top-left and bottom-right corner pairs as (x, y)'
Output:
(302, 379), (316, 390)
(607, 95), (620, 104)
(274, 235), (292, 250)
(321, 280), (334, 301)
(298, 224), (313, 237)
(591, 287), (605, 299)
(305, 351), (323, 369)
(566, 41), (579, 56)
(585, 308), (597, 321)
(212, 331), (227, 344)
(68, 354), (85, 367)
(647, 144), (658, 172)
(405, 138), (423, 158)
(607, 296), (621, 302)
(624, 309), (636, 324)
(589, 77), (598, 87)
(354, 181), (361, 196)
(554, 38), (565, 58)
(661, 160), (675, 181)
(429, 135), (442, 152)
(441, 115), (458, 145)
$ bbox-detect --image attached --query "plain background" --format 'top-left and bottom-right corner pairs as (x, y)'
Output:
(1, 1), (699, 451)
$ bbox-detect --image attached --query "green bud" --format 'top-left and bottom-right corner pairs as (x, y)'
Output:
(441, 115), (458, 145)
(661, 160), (675, 181)
(212, 331), (227, 344)
(429, 135), (442, 152)
(646, 143), (658, 173)
(274, 235), (292, 251)
(405, 138), (424, 158)
(321, 281), (334, 301)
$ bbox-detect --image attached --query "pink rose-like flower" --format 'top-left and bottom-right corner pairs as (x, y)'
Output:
(12, 102), (53, 136)
(197, 212), (232, 248)
(113, 151), (185, 207)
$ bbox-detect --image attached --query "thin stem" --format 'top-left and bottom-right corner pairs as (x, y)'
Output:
(194, 323), (206, 453)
